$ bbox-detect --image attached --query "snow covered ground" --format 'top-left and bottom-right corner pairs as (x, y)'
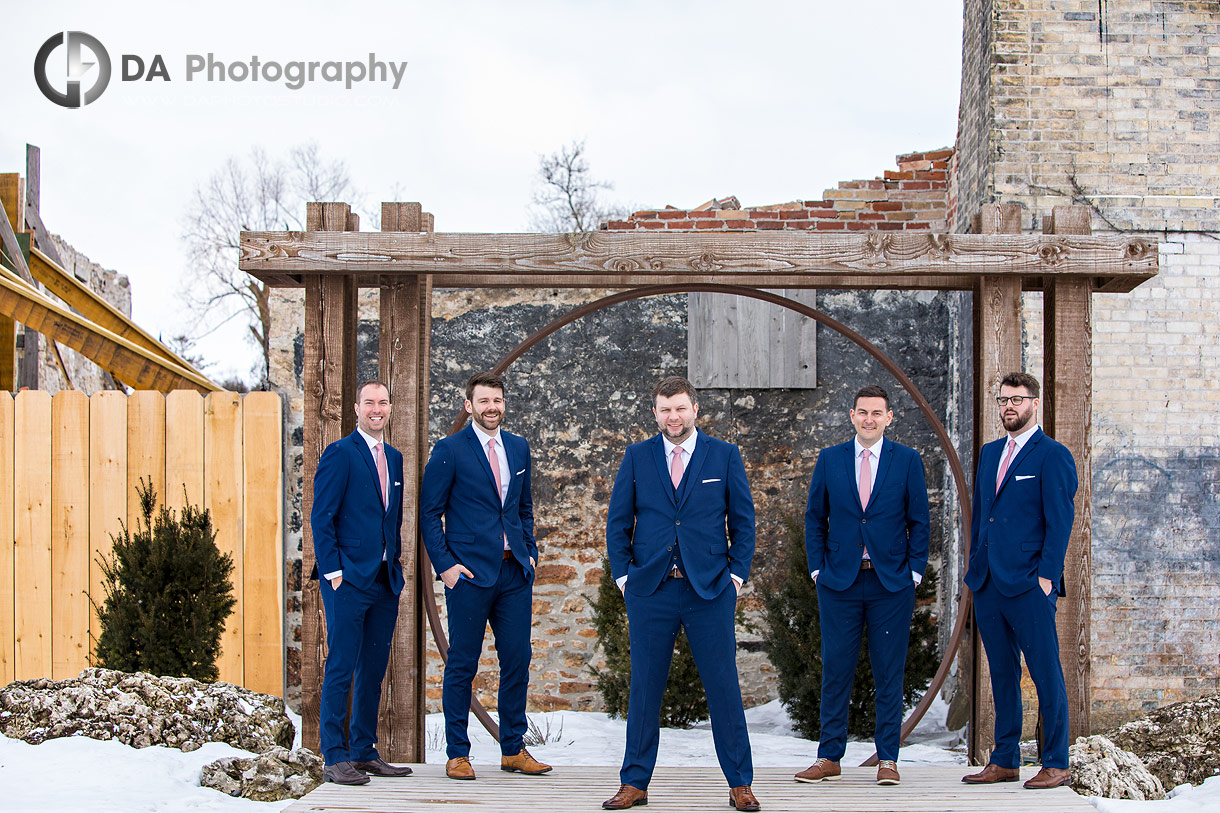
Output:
(1, 699), (1216, 812)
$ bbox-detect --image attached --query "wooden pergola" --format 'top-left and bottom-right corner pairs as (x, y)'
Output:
(240, 200), (1156, 764)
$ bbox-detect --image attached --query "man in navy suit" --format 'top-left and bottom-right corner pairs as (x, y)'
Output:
(962, 372), (1077, 790)
(796, 385), (930, 787)
(602, 376), (760, 813)
(310, 379), (413, 785)
(420, 372), (551, 780)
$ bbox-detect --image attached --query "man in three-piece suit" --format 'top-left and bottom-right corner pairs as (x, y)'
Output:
(602, 376), (760, 813)
(310, 379), (413, 785)
(420, 372), (552, 781)
(796, 385), (930, 787)
(962, 372), (1077, 790)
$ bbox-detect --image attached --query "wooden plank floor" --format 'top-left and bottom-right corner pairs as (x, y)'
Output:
(284, 765), (1096, 812)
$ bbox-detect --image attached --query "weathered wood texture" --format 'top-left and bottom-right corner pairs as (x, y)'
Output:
(205, 392), (244, 685)
(239, 230), (1157, 292)
(689, 290), (817, 388)
(0, 391), (282, 688)
(283, 765), (1096, 813)
(165, 391), (205, 513)
(0, 175), (19, 390)
(1044, 206), (1093, 741)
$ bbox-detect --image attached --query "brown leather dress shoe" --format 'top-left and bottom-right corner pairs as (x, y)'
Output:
(729, 785), (761, 811)
(501, 747), (553, 775)
(962, 763), (1020, 784)
(1023, 766), (1071, 789)
(602, 784), (648, 809)
(876, 760), (901, 785)
(794, 758), (841, 783)
(351, 757), (412, 777)
(322, 761), (371, 785)
(446, 756), (476, 780)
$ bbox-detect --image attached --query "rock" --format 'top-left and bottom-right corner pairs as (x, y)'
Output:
(201, 746), (323, 802)
(1107, 692), (1220, 788)
(1069, 735), (1166, 800)
(0, 668), (294, 753)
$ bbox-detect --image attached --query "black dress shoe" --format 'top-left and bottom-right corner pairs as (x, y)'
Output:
(352, 757), (413, 777)
(323, 761), (371, 785)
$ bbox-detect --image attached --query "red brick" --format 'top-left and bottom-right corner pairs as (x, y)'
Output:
(915, 170), (946, 181)
(810, 208), (839, 218)
(756, 220), (785, 230)
(929, 181), (948, 189)
(858, 212), (886, 221)
(885, 170), (916, 181)
(815, 221), (846, 230)
(904, 222), (932, 230)
(639, 220), (665, 229)
(689, 210), (716, 218)
(838, 180), (863, 189)
(777, 209), (806, 219)
(846, 221), (873, 230)
(631, 210), (659, 219)
(899, 181), (932, 190)
(805, 200), (834, 208)
(872, 201), (903, 212)
(658, 209), (687, 219)
(695, 220), (724, 229)
(865, 180), (885, 190)
(665, 221), (694, 229)
(922, 148), (954, 161)
(723, 220), (754, 229)
(876, 222), (904, 230)
(749, 210), (781, 219)
(931, 160), (949, 170)
(606, 220), (634, 230)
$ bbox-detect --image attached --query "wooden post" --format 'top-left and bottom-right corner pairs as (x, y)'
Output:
(1043, 205), (1093, 741)
(0, 174), (22, 390)
(300, 202), (358, 754)
(969, 203), (1024, 765)
(378, 201), (430, 761)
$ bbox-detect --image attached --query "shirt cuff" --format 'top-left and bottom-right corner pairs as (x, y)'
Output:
(323, 569), (342, 581)
(912, 571), (922, 585)
(616, 574), (628, 591)
(730, 574), (744, 587)
(810, 570), (819, 582)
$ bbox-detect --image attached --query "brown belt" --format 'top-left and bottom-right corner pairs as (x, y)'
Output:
(668, 566), (684, 579)
(502, 550), (513, 560)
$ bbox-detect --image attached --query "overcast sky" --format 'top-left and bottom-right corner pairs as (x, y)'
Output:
(2, 1), (963, 383)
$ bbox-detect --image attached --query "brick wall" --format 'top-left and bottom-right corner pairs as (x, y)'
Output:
(955, 0), (1220, 730)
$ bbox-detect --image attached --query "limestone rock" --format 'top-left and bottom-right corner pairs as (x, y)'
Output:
(201, 746), (323, 801)
(1107, 692), (1220, 788)
(0, 668), (294, 753)
(1069, 735), (1166, 800)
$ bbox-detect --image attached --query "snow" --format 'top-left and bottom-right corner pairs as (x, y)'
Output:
(2, 698), (1217, 812)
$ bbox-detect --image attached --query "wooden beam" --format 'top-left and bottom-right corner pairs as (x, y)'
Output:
(1043, 205), (1093, 742)
(0, 178), (40, 391)
(377, 201), (430, 761)
(239, 230), (1158, 292)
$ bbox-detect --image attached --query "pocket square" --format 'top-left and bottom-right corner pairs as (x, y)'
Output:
(516, 469), (526, 476)
(1014, 475), (1035, 481)
(394, 481), (401, 486)
(702, 478), (721, 483)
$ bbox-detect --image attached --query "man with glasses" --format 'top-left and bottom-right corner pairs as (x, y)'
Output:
(962, 372), (1077, 790)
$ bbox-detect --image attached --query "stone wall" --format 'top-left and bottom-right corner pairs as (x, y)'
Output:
(955, 0), (1220, 729)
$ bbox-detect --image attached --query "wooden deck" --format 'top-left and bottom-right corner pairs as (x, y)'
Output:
(283, 765), (1096, 812)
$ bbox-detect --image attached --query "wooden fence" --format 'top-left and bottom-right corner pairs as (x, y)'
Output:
(0, 390), (283, 695)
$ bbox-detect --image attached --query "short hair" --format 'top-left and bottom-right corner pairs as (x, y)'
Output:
(466, 371), (506, 401)
(853, 385), (890, 411)
(652, 376), (698, 405)
(356, 379), (389, 402)
(1000, 371), (1040, 398)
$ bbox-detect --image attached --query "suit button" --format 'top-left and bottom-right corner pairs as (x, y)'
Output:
(675, 520), (681, 526)
(667, 546), (673, 551)
(861, 519), (867, 524)
(989, 518), (995, 523)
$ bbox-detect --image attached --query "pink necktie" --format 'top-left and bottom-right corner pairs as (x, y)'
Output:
(373, 442), (388, 507)
(488, 438), (504, 503)
(670, 447), (684, 489)
(996, 438), (1017, 494)
(859, 448), (872, 510)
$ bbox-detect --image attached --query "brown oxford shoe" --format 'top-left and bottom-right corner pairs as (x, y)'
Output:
(962, 763), (1020, 784)
(729, 785), (761, 811)
(1023, 766), (1071, 789)
(446, 756), (476, 780)
(351, 757), (412, 777)
(322, 761), (370, 785)
(501, 747), (553, 775)
(876, 760), (901, 785)
(794, 758), (841, 783)
(602, 784), (648, 809)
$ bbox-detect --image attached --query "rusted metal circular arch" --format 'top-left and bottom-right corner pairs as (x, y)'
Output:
(420, 283), (973, 761)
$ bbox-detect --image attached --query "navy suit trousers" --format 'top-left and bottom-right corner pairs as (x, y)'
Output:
(621, 577), (752, 789)
(442, 556), (533, 759)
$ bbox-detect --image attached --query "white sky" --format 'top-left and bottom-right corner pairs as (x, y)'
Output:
(1, 1), (964, 383)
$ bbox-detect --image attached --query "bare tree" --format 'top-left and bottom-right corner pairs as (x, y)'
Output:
(181, 143), (362, 385)
(529, 140), (626, 234)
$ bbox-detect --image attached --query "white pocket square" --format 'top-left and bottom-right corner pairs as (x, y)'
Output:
(1014, 475), (1035, 481)
(516, 469), (526, 476)
(702, 478), (721, 483)
(394, 481), (401, 486)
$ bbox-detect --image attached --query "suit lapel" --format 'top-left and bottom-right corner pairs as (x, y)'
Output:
(842, 443), (863, 511)
(870, 442), (892, 505)
(676, 434), (708, 509)
(651, 435), (677, 505)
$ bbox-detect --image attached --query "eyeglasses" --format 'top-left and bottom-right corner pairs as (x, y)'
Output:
(995, 395), (1034, 406)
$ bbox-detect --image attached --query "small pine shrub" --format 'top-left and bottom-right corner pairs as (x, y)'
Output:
(93, 479), (236, 682)
(761, 516), (940, 740)
(588, 555), (709, 728)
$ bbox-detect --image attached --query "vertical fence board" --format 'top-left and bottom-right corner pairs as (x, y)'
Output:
(127, 391), (166, 516)
(242, 392), (283, 695)
(0, 393), (14, 684)
(205, 392), (244, 685)
(14, 390), (52, 678)
(51, 391), (89, 678)
(88, 392), (127, 653)
(166, 391), (204, 513)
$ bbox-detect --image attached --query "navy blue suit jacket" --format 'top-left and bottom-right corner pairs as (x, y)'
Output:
(965, 428), (1078, 597)
(420, 424), (537, 588)
(805, 439), (930, 593)
(310, 431), (405, 595)
(607, 431), (755, 600)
